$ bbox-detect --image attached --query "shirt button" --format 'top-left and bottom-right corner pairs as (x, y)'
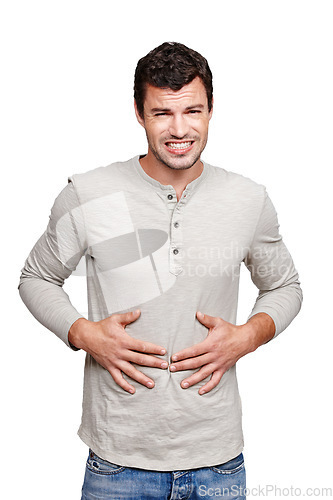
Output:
(174, 222), (179, 228)
(173, 248), (179, 255)
(167, 194), (173, 200)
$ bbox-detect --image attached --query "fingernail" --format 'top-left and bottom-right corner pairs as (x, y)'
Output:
(197, 311), (204, 318)
(161, 362), (168, 369)
(169, 365), (176, 372)
(160, 349), (166, 355)
(172, 355), (178, 362)
(182, 382), (189, 388)
(199, 390), (206, 395)
(147, 381), (154, 388)
(129, 388), (135, 394)
(135, 309), (140, 314)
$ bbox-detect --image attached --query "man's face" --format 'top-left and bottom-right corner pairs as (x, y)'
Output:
(135, 77), (213, 171)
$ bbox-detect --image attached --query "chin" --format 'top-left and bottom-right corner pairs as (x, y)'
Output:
(166, 162), (195, 171)
(160, 153), (201, 171)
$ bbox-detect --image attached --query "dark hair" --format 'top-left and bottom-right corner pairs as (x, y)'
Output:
(134, 42), (213, 118)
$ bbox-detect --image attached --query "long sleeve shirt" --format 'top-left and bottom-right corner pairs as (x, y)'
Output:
(18, 155), (302, 471)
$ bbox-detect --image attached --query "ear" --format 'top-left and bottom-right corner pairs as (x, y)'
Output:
(134, 100), (145, 128)
(208, 97), (214, 120)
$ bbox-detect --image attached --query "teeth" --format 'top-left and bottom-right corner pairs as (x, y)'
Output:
(167, 141), (192, 149)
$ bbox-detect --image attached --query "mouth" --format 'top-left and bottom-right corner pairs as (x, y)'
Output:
(164, 141), (194, 155)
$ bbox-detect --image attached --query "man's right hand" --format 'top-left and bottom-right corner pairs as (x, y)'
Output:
(68, 310), (168, 394)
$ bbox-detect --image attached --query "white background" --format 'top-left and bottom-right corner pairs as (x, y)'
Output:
(1, 1), (332, 498)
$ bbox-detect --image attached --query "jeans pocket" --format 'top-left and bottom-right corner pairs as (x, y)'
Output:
(86, 449), (126, 475)
(209, 452), (245, 475)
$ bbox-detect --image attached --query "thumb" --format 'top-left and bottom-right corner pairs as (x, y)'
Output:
(113, 309), (141, 326)
(196, 311), (220, 329)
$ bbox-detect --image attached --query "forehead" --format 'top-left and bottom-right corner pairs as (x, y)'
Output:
(144, 77), (208, 110)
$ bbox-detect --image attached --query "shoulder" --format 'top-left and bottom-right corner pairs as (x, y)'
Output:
(67, 157), (135, 202)
(207, 162), (265, 192)
(205, 161), (267, 202)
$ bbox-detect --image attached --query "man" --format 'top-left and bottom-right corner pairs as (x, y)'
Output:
(19, 42), (302, 499)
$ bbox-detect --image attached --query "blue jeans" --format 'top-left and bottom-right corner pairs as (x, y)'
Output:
(81, 449), (246, 499)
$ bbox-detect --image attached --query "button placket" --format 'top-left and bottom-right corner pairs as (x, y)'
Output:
(169, 199), (186, 276)
(166, 191), (177, 212)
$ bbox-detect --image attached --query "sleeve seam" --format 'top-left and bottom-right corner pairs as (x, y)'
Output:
(247, 185), (267, 253)
(68, 175), (88, 252)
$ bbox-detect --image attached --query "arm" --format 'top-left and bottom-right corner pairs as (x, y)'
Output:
(244, 189), (303, 337)
(18, 178), (87, 348)
(18, 178), (167, 391)
(170, 189), (303, 394)
(244, 311), (276, 349)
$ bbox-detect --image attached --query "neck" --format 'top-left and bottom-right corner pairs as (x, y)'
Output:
(139, 151), (203, 200)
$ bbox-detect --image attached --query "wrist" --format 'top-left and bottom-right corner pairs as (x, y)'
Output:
(242, 313), (276, 353)
(68, 317), (91, 350)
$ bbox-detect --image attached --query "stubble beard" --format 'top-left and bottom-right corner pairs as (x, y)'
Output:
(147, 134), (207, 171)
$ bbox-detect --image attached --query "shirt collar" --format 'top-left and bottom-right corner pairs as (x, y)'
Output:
(132, 154), (210, 193)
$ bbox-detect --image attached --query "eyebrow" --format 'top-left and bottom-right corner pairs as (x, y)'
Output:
(151, 104), (205, 113)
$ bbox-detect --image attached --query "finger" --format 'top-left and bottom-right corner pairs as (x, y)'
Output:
(127, 351), (169, 370)
(198, 370), (224, 395)
(180, 364), (215, 389)
(171, 341), (207, 363)
(113, 309), (141, 326)
(128, 337), (166, 356)
(169, 353), (212, 372)
(110, 367), (136, 394)
(120, 362), (156, 390)
(196, 311), (221, 329)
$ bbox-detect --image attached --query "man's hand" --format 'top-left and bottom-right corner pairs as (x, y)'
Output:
(169, 311), (275, 395)
(68, 310), (168, 394)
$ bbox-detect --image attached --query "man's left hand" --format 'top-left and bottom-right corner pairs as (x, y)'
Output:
(169, 311), (255, 395)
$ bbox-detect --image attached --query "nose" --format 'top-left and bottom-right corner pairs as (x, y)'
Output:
(169, 113), (189, 139)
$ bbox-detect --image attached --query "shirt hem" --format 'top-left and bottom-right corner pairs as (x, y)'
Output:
(78, 426), (244, 472)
